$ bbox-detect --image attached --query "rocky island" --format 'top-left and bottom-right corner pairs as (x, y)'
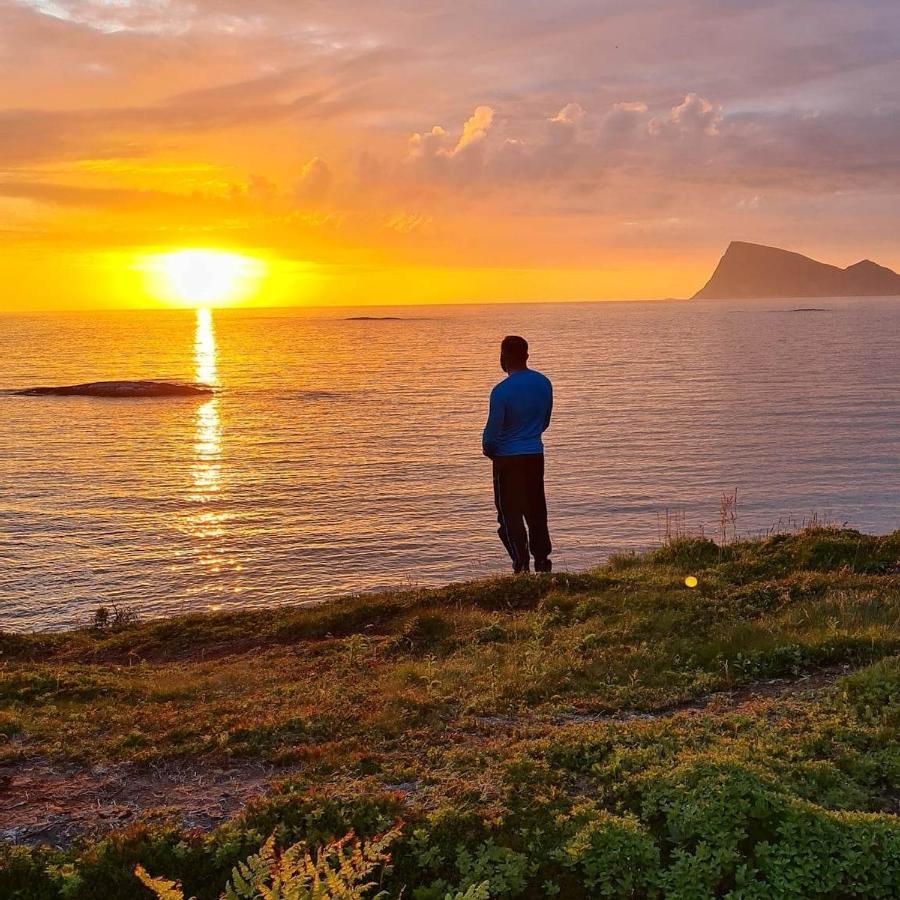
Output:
(693, 241), (900, 299)
(14, 380), (214, 398)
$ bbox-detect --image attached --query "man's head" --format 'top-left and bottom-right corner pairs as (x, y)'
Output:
(500, 335), (529, 373)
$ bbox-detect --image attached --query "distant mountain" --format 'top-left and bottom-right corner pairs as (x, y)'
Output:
(692, 241), (900, 299)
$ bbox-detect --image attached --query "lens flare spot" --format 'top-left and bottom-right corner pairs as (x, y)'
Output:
(684, 575), (699, 589)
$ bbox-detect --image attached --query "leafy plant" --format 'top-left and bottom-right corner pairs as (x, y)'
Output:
(90, 604), (140, 631)
(134, 868), (184, 900)
(561, 812), (660, 897)
(454, 841), (528, 897)
(135, 828), (400, 900)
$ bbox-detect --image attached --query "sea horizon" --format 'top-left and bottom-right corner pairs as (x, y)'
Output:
(4, 296), (899, 632)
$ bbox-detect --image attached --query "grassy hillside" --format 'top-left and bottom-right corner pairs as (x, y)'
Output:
(1, 528), (899, 898)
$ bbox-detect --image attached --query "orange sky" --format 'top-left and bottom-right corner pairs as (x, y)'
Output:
(2, 0), (899, 309)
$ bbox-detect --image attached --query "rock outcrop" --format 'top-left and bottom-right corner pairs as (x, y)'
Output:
(15, 380), (214, 398)
(693, 242), (900, 299)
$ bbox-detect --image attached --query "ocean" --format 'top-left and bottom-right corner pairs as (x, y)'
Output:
(2, 298), (898, 630)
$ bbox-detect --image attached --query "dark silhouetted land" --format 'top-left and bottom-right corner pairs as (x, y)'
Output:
(693, 241), (900, 299)
(15, 380), (213, 398)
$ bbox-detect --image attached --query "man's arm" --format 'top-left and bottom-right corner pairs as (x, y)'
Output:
(543, 382), (553, 432)
(482, 388), (505, 458)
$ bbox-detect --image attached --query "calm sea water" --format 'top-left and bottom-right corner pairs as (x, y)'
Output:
(2, 298), (898, 631)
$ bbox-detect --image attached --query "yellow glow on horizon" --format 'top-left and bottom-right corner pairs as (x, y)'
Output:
(0, 242), (708, 311)
(139, 249), (267, 307)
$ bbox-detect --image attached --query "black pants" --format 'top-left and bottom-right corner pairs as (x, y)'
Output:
(492, 454), (552, 572)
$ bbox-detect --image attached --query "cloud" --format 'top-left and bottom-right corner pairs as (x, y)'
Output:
(405, 103), (591, 186)
(295, 156), (333, 201)
(0, 178), (231, 212)
(0, 85), (337, 167)
(407, 126), (450, 163)
(407, 105), (496, 175)
(454, 105), (495, 153)
(613, 102), (648, 114)
(405, 106), (501, 187)
(597, 101), (649, 149)
(550, 102), (585, 125)
(649, 93), (722, 137)
(383, 212), (433, 234)
(2, 0), (899, 268)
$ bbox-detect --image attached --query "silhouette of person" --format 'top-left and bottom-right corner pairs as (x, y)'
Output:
(482, 335), (553, 573)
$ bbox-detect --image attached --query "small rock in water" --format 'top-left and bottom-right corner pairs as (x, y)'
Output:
(15, 380), (213, 398)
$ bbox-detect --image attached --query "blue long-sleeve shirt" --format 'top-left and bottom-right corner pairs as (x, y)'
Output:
(482, 368), (553, 457)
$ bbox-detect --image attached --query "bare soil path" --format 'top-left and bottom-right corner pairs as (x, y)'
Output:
(1, 756), (292, 847)
(1, 665), (855, 847)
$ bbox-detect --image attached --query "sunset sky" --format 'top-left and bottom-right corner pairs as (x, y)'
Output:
(2, 0), (899, 309)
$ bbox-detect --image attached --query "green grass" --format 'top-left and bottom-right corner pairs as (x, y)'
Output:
(2, 527), (899, 898)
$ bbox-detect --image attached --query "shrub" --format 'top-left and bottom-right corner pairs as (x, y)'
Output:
(839, 657), (900, 725)
(649, 537), (720, 570)
(0, 709), (23, 737)
(0, 844), (60, 900)
(5, 530), (900, 899)
(453, 842), (529, 897)
(473, 624), (506, 645)
(560, 812), (660, 897)
(91, 604), (140, 631)
(746, 807), (900, 899)
(390, 615), (454, 655)
(605, 552), (640, 572)
(637, 761), (783, 896)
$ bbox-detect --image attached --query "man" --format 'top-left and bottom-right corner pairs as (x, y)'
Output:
(482, 335), (553, 574)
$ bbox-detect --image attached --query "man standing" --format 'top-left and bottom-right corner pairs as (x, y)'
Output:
(482, 335), (553, 574)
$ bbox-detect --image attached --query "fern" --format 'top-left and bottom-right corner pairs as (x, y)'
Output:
(136, 828), (400, 900)
(446, 884), (492, 900)
(135, 865), (192, 900)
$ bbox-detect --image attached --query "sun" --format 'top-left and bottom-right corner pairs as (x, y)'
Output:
(140, 249), (267, 307)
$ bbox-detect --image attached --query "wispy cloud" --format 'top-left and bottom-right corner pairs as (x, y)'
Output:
(2, 0), (899, 277)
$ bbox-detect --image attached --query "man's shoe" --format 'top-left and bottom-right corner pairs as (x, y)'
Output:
(513, 563), (530, 574)
(534, 558), (552, 573)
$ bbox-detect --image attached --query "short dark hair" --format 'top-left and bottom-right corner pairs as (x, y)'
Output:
(501, 335), (529, 366)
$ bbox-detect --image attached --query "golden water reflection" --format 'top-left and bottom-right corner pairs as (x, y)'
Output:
(193, 401), (221, 495)
(192, 307), (220, 499)
(187, 308), (239, 599)
(194, 307), (218, 387)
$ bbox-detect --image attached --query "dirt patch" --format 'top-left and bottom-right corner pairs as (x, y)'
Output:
(1, 666), (855, 848)
(470, 665), (854, 731)
(559, 665), (854, 724)
(1, 756), (295, 847)
(554, 664), (855, 725)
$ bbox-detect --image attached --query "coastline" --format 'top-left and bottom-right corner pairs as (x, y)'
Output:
(2, 527), (899, 897)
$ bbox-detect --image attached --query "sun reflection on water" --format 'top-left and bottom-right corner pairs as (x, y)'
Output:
(192, 308), (221, 498)
(194, 307), (218, 387)
(193, 402), (221, 495)
(186, 308), (238, 600)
